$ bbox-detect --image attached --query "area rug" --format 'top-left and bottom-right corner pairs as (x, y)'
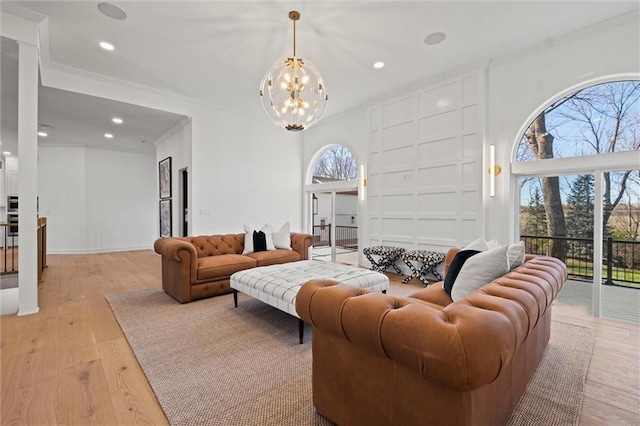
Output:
(107, 287), (594, 426)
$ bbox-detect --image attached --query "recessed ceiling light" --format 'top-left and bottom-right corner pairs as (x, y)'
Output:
(3, 151), (11, 156)
(112, 117), (123, 124)
(98, 2), (128, 20)
(99, 41), (115, 51)
(373, 61), (385, 69)
(38, 123), (53, 130)
(37, 131), (48, 137)
(104, 133), (114, 139)
(424, 32), (446, 46)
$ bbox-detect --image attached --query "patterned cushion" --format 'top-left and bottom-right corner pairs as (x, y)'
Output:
(363, 246), (405, 257)
(402, 250), (446, 265)
(231, 260), (389, 317)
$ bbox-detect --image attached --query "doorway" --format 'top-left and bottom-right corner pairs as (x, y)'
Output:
(311, 190), (359, 265)
(179, 168), (188, 237)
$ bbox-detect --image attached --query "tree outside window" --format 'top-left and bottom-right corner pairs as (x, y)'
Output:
(312, 145), (357, 182)
(518, 81), (640, 260)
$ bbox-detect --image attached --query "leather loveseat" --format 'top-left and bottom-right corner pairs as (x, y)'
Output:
(154, 232), (313, 303)
(296, 247), (567, 426)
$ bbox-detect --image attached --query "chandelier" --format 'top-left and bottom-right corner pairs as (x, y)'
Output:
(259, 11), (328, 131)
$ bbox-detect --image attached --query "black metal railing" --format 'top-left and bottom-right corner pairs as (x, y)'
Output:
(521, 234), (639, 287)
(1, 222), (18, 275)
(312, 225), (358, 250)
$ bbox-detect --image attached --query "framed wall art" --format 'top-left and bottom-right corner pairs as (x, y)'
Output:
(159, 199), (172, 238)
(159, 156), (172, 199)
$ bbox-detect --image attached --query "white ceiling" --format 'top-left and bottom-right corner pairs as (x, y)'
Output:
(1, 1), (639, 156)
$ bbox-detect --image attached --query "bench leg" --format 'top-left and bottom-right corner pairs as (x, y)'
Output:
(402, 260), (420, 284)
(233, 289), (238, 308)
(299, 319), (304, 344)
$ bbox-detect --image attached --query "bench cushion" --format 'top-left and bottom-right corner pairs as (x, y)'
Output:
(231, 261), (389, 317)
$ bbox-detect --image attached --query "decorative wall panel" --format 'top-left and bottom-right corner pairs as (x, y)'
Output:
(367, 70), (484, 254)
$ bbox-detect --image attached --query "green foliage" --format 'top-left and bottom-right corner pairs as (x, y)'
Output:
(524, 186), (548, 236)
(566, 174), (594, 239)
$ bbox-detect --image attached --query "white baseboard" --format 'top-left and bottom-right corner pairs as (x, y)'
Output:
(47, 245), (153, 255)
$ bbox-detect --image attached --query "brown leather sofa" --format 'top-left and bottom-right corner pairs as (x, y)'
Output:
(154, 232), (313, 303)
(296, 248), (567, 426)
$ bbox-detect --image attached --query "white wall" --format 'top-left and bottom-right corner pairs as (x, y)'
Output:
(39, 146), (157, 253)
(189, 106), (304, 235)
(38, 147), (86, 251)
(367, 70), (484, 255)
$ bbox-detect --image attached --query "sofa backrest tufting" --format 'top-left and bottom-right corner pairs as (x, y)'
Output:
(185, 234), (245, 257)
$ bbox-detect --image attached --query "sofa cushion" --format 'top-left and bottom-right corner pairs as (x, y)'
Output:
(508, 241), (526, 269)
(243, 224), (275, 254)
(253, 230), (268, 252)
(443, 249), (481, 296)
(272, 222), (292, 250)
(246, 249), (301, 267)
(197, 254), (257, 280)
(451, 245), (510, 301)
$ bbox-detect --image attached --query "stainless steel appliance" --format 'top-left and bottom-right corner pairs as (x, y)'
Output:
(7, 196), (18, 237)
(7, 196), (18, 212)
(7, 213), (18, 237)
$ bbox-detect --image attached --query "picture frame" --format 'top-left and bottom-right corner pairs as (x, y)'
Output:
(159, 199), (172, 238)
(159, 156), (172, 199)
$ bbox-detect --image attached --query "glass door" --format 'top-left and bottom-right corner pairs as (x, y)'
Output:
(519, 173), (595, 316)
(310, 190), (359, 265)
(519, 171), (639, 324)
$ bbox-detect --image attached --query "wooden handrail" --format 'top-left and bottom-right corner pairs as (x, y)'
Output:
(0, 217), (47, 280)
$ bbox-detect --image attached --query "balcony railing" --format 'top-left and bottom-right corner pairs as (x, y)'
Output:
(521, 234), (639, 288)
(312, 225), (358, 250)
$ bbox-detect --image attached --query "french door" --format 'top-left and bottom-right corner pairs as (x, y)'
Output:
(517, 169), (639, 323)
(309, 189), (359, 265)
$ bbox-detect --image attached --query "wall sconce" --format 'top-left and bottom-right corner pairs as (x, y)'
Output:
(359, 164), (367, 201)
(489, 144), (501, 197)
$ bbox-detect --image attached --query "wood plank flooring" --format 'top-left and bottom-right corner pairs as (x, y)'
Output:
(1, 250), (639, 425)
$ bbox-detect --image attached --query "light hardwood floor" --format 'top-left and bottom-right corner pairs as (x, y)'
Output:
(1, 250), (638, 425)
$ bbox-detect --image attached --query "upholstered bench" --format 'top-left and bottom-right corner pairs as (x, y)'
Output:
(401, 250), (446, 285)
(230, 260), (389, 343)
(363, 246), (405, 274)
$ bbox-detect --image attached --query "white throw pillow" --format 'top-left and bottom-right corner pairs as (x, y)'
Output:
(451, 245), (510, 301)
(242, 223), (275, 254)
(487, 238), (501, 250)
(272, 222), (292, 250)
(463, 237), (489, 252)
(507, 241), (526, 269)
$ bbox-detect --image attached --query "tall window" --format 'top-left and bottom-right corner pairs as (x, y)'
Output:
(516, 81), (639, 293)
(517, 81), (639, 256)
(312, 145), (357, 182)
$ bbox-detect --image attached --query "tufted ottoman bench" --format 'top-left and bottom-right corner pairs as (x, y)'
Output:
(231, 260), (389, 343)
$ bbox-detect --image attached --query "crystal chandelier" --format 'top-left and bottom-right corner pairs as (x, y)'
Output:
(259, 11), (328, 131)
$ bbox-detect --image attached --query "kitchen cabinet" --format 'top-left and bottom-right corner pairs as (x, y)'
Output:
(6, 170), (18, 196)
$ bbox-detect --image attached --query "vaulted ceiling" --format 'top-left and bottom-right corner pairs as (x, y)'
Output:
(1, 1), (638, 156)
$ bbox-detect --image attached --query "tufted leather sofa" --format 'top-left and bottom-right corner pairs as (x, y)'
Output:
(296, 247), (567, 426)
(154, 232), (313, 303)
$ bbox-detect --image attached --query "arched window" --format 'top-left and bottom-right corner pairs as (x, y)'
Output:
(311, 145), (358, 183)
(512, 79), (639, 323)
(516, 81), (639, 162)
